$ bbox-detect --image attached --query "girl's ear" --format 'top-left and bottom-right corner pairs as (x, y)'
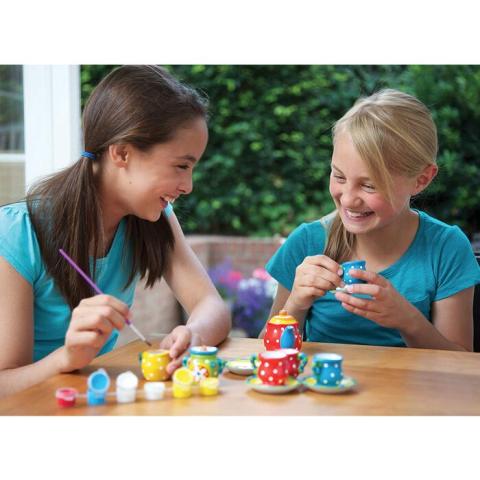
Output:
(412, 164), (438, 195)
(108, 144), (129, 168)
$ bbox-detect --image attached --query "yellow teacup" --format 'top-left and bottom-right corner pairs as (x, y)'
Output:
(140, 349), (170, 381)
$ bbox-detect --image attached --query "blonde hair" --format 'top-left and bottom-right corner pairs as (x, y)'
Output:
(323, 89), (438, 262)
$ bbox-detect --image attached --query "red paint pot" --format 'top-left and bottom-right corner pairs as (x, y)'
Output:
(55, 387), (78, 407)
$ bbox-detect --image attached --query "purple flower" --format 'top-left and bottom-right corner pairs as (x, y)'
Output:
(208, 259), (276, 337)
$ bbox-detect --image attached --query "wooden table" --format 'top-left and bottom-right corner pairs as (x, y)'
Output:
(1, 337), (479, 415)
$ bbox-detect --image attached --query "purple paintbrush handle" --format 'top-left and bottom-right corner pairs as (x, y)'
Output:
(58, 248), (132, 325)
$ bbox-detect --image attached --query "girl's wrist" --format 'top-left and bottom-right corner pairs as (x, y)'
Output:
(399, 306), (427, 338)
(55, 346), (74, 374)
(285, 296), (311, 314)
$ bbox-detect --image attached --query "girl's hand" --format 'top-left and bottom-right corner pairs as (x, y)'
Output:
(160, 325), (203, 375)
(289, 255), (344, 311)
(61, 295), (128, 372)
(334, 269), (420, 330)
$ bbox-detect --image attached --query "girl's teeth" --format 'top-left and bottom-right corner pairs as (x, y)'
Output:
(347, 210), (371, 218)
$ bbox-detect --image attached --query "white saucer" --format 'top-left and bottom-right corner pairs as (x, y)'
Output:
(301, 375), (357, 394)
(226, 359), (255, 376)
(246, 376), (300, 394)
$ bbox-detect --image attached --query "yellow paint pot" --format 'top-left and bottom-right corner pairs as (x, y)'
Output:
(172, 367), (194, 399)
(199, 377), (219, 396)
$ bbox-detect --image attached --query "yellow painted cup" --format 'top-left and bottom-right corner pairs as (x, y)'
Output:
(140, 349), (170, 381)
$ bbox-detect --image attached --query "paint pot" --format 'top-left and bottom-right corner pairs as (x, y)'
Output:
(144, 382), (166, 401)
(172, 367), (194, 399)
(116, 371), (139, 403)
(199, 377), (219, 396)
(55, 387), (78, 407)
(87, 368), (110, 406)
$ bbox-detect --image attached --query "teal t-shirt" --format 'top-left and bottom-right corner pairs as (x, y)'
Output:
(0, 202), (173, 361)
(266, 210), (480, 347)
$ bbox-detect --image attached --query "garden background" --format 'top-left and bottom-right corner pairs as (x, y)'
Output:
(81, 65), (480, 338)
(82, 65), (480, 238)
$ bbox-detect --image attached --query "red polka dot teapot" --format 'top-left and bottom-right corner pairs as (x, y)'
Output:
(263, 310), (302, 351)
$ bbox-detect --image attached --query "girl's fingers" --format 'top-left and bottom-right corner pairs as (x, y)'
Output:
(169, 332), (191, 359)
(166, 356), (184, 375)
(344, 283), (382, 297)
(73, 313), (115, 334)
(348, 269), (389, 287)
(79, 294), (130, 319)
(339, 301), (377, 320)
(300, 266), (342, 290)
(73, 305), (126, 331)
(335, 291), (382, 314)
(296, 284), (326, 298)
(66, 330), (105, 349)
(304, 255), (342, 275)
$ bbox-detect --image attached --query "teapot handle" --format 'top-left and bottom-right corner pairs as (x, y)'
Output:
(182, 355), (190, 368)
(298, 352), (308, 373)
(250, 354), (258, 375)
(217, 357), (226, 375)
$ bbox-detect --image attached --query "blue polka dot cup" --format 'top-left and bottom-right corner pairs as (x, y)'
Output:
(341, 260), (366, 285)
(312, 353), (344, 387)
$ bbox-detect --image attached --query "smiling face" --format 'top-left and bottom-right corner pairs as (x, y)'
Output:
(108, 117), (208, 222)
(329, 130), (418, 236)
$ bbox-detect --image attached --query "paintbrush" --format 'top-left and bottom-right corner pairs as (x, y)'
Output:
(59, 248), (152, 347)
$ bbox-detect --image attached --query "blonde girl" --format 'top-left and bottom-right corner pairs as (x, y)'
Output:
(264, 89), (480, 351)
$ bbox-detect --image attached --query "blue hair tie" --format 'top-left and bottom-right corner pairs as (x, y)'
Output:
(82, 151), (96, 160)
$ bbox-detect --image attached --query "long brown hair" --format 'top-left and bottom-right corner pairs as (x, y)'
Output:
(323, 89), (438, 262)
(27, 65), (208, 309)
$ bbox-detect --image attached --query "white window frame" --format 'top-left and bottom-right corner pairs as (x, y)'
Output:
(23, 65), (81, 190)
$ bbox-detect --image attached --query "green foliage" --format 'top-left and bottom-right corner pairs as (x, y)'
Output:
(80, 65), (480, 238)
(0, 65), (24, 151)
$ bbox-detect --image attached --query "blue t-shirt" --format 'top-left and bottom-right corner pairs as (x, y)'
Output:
(0, 202), (173, 361)
(266, 210), (480, 347)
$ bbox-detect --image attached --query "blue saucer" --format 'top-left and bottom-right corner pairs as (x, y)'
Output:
(300, 375), (357, 394)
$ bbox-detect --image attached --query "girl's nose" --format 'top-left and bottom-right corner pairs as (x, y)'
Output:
(178, 175), (193, 195)
(340, 186), (362, 208)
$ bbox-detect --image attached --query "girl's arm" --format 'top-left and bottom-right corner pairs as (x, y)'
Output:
(0, 258), (129, 398)
(160, 212), (231, 370)
(336, 269), (474, 351)
(402, 287), (473, 351)
(0, 257), (65, 398)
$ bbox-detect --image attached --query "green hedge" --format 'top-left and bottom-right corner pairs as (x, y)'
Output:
(81, 65), (480, 238)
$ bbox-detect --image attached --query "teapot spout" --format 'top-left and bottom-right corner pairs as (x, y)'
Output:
(280, 325), (295, 349)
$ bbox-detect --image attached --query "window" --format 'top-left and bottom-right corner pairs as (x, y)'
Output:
(0, 65), (24, 205)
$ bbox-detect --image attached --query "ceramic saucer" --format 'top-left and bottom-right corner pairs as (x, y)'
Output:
(301, 375), (357, 394)
(246, 375), (300, 394)
(226, 358), (255, 376)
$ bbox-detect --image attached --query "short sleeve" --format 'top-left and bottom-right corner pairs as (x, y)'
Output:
(0, 204), (42, 285)
(265, 222), (326, 291)
(434, 226), (480, 301)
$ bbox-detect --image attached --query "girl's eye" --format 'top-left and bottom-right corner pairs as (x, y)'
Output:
(333, 174), (346, 182)
(177, 165), (190, 170)
(362, 184), (376, 192)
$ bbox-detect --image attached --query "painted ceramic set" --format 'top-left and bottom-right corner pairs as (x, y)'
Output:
(56, 345), (225, 408)
(244, 309), (358, 395)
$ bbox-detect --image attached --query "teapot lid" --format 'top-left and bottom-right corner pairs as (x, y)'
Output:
(268, 310), (298, 325)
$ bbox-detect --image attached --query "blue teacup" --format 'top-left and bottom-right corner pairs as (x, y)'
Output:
(312, 353), (344, 387)
(341, 260), (366, 285)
